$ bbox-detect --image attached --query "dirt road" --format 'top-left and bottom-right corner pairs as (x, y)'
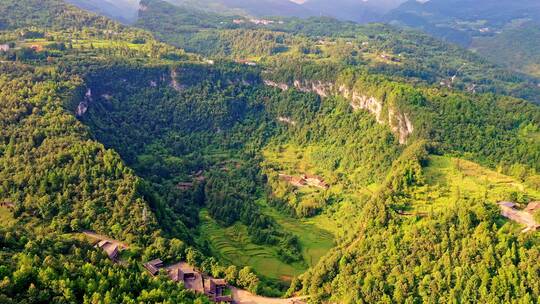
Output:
(230, 287), (307, 304)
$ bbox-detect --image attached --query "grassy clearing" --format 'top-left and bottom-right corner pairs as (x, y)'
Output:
(256, 199), (335, 268)
(198, 209), (306, 280)
(0, 206), (15, 228)
(262, 143), (381, 195)
(409, 155), (539, 214)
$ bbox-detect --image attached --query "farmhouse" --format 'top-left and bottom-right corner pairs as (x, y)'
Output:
(177, 182), (194, 190)
(206, 278), (233, 303)
(0, 201), (15, 208)
(146, 260), (232, 302)
(304, 174), (329, 189)
(143, 258), (164, 276)
(277, 116), (297, 126)
(30, 44), (43, 52)
(525, 201), (540, 214)
(279, 173), (329, 189)
(236, 59), (257, 66)
(249, 18), (274, 25)
(95, 240), (119, 262)
(498, 201), (540, 232)
(168, 262), (205, 293)
(193, 170), (206, 182)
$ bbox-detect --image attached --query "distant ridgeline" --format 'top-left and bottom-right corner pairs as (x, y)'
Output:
(137, 0), (540, 104)
(0, 0), (540, 303)
(385, 0), (540, 77)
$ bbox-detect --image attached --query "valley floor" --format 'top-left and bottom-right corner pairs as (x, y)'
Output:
(198, 207), (334, 281)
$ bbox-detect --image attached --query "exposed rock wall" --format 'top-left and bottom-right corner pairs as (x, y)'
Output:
(170, 69), (184, 92)
(264, 79), (414, 144)
(76, 88), (92, 117)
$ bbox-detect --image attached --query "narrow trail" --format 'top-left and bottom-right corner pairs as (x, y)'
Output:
(81, 230), (129, 249)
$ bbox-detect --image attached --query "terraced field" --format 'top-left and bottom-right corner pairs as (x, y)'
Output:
(410, 155), (540, 214)
(198, 209), (306, 280)
(256, 199), (335, 267)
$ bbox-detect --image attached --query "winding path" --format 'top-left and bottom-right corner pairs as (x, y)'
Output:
(82, 230), (129, 249)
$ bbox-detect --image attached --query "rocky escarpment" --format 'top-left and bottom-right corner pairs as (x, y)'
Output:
(264, 79), (414, 144)
(338, 85), (414, 144)
(264, 79), (334, 97)
(76, 88), (92, 117)
(170, 69), (184, 92)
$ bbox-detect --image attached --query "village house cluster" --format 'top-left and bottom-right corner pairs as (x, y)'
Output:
(232, 18), (284, 26)
(0, 44), (10, 52)
(177, 170), (206, 190)
(95, 240), (120, 262)
(279, 173), (329, 189)
(0, 201), (15, 209)
(143, 259), (233, 303)
(91, 233), (234, 303)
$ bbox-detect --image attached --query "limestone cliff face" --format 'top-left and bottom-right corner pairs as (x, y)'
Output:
(265, 79), (414, 144)
(76, 88), (92, 117)
(170, 69), (184, 92)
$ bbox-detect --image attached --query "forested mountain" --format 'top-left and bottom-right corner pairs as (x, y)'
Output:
(386, 0), (540, 76)
(66, 0), (140, 23)
(66, 0), (407, 23)
(386, 0), (540, 45)
(472, 21), (540, 77)
(165, 0), (313, 18)
(1, 0), (540, 303)
(136, 0), (540, 103)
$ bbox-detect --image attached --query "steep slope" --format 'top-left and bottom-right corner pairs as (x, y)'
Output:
(386, 0), (540, 46)
(66, 0), (140, 23)
(165, 0), (313, 17)
(472, 22), (540, 77)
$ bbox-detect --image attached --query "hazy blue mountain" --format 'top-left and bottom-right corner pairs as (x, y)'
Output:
(67, 0), (407, 23)
(164, 0), (312, 17)
(386, 0), (540, 46)
(472, 21), (540, 77)
(162, 0), (408, 22)
(66, 0), (140, 23)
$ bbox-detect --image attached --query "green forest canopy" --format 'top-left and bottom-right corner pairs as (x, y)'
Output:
(0, 0), (539, 303)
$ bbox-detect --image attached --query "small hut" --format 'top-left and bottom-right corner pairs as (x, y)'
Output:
(143, 259), (164, 276)
(95, 240), (119, 262)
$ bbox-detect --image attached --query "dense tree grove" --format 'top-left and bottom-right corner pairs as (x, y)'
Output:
(0, 227), (210, 304)
(0, 63), (157, 243)
(1, 0), (540, 303)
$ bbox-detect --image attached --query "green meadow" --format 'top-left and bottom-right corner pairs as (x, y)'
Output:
(409, 155), (540, 214)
